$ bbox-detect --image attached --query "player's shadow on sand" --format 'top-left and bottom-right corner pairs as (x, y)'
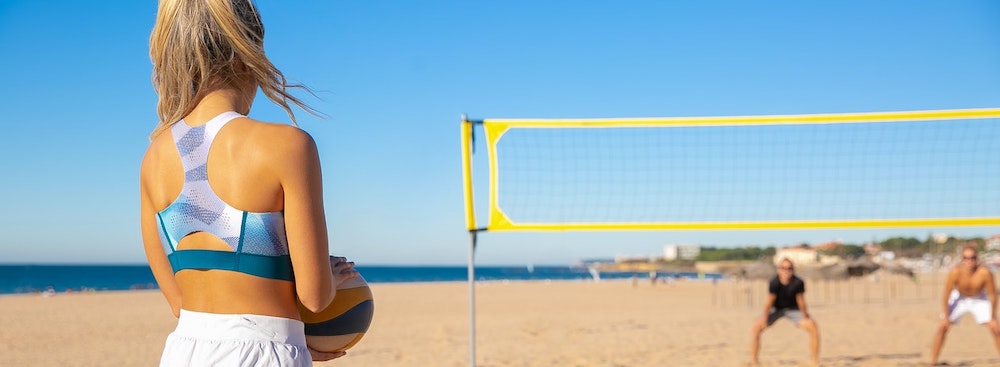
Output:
(821, 352), (936, 366)
(756, 354), (997, 366)
(827, 353), (999, 367)
(928, 360), (1000, 367)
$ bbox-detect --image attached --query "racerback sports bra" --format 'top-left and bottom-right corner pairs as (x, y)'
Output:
(155, 112), (294, 281)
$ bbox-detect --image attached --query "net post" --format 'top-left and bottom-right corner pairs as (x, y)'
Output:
(461, 114), (478, 231)
(462, 114), (485, 366)
(467, 229), (478, 367)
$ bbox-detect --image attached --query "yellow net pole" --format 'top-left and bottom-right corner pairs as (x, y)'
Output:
(461, 115), (481, 366)
(461, 115), (477, 231)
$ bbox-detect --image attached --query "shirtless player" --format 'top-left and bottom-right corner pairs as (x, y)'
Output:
(929, 244), (1000, 365)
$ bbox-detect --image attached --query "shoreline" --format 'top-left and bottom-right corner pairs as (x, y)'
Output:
(0, 267), (945, 298)
(0, 263), (728, 296)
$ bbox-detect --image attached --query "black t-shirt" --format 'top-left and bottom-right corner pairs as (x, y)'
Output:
(769, 274), (804, 310)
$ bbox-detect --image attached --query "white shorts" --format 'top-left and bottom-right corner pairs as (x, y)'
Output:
(947, 289), (993, 325)
(160, 309), (311, 367)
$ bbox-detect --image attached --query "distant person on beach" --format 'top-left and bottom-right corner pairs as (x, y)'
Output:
(140, 1), (357, 366)
(929, 244), (1000, 365)
(750, 258), (820, 366)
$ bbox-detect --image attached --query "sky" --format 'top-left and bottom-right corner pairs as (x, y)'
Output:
(1, 1), (999, 266)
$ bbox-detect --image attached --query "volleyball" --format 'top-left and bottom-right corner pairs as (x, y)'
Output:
(299, 274), (374, 352)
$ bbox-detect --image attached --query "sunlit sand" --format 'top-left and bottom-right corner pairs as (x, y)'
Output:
(1, 275), (998, 366)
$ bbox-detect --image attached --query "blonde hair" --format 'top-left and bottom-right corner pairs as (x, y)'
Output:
(148, 0), (316, 138)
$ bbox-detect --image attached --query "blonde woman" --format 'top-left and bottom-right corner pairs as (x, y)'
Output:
(140, 0), (356, 365)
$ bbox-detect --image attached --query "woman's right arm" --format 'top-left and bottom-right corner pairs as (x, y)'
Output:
(140, 150), (183, 317)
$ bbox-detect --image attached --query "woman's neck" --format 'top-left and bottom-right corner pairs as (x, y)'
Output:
(184, 88), (254, 125)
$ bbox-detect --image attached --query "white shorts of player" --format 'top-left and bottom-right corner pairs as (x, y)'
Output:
(947, 289), (993, 324)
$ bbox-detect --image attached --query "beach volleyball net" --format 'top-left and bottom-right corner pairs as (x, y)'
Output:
(462, 108), (1000, 232)
(458, 107), (1000, 366)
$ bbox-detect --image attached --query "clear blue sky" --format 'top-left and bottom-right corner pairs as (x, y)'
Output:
(1, 1), (998, 265)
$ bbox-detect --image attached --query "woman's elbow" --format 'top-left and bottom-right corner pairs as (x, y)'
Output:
(299, 289), (336, 313)
(300, 301), (325, 314)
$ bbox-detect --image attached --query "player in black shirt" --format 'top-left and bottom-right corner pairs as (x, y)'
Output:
(750, 258), (820, 366)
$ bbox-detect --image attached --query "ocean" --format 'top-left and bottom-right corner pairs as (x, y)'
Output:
(0, 264), (721, 295)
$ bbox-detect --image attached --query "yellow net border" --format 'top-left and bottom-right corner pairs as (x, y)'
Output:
(462, 108), (1000, 232)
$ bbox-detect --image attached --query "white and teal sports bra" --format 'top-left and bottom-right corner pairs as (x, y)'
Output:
(155, 112), (294, 281)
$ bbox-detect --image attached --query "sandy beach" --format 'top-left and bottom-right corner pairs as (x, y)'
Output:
(2, 274), (998, 367)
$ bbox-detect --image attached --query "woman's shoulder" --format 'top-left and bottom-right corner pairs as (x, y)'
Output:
(239, 116), (310, 136)
(141, 129), (179, 172)
(238, 117), (312, 137)
(235, 117), (319, 158)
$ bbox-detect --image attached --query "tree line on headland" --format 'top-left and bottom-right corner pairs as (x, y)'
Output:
(695, 235), (984, 262)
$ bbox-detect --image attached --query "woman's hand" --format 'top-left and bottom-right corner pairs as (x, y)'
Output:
(330, 256), (359, 286)
(309, 347), (346, 362)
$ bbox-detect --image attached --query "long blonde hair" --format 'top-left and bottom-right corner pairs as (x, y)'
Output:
(148, 0), (316, 138)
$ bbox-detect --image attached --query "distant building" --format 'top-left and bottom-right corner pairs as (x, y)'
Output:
(774, 246), (818, 266)
(877, 251), (896, 261)
(663, 246), (678, 260)
(933, 233), (950, 245)
(863, 243), (882, 256)
(663, 244), (700, 260)
(986, 234), (1000, 251)
(812, 240), (841, 252)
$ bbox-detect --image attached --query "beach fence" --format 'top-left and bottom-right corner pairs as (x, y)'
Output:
(460, 108), (1000, 367)
(712, 271), (945, 310)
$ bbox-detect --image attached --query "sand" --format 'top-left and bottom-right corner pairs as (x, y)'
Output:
(1, 274), (998, 366)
